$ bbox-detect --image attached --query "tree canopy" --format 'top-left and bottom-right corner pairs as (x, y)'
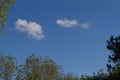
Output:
(106, 35), (120, 79)
(106, 36), (120, 72)
(0, 0), (14, 32)
(16, 54), (62, 80)
(0, 55), (17, 80)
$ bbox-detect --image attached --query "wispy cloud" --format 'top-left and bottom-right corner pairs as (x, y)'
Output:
(56, 19), (78, 27)
(56, 18), (91, 29)
(15, 19), (45, 40)
(79, 22), (91, 29)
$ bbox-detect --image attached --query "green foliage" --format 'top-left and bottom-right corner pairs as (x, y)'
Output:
(0, 55), (17, 80)
(106, 35), (120, 79)
(79, 70), (109, 80)
(15, 54), (63, 80)
(0, 0), (14, 32)
(106, 35), (120, 73)
(63, 72), (79, 80)
(0, 53), (117, 80)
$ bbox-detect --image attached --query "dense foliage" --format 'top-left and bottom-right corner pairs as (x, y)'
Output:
(0, 55), (17, 80)
(0, 0), (14, 31)
(106, 35), (120, 79)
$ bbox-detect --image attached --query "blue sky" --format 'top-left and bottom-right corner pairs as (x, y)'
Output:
(0, 0), (120, 76)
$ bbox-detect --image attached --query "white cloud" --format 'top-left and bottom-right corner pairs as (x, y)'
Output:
(15, 19), (44, 40)
(56, 18), (91, 29)
(56, 19), (78, 27)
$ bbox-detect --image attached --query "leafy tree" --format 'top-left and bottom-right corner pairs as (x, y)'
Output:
(16, 54), (63, 80)
(63, 72), (79, 80)
(106, 36), (120, 72)
(0, 55), (17, 80)
(79, 70), (108, 80)
(106, 35), (120, 79)
(0, 0), (14, 31)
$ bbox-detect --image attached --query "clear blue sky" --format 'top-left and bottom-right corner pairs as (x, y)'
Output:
(0, 0), (120, 76)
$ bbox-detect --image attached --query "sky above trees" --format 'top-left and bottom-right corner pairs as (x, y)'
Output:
(0, 0), (120, 76)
